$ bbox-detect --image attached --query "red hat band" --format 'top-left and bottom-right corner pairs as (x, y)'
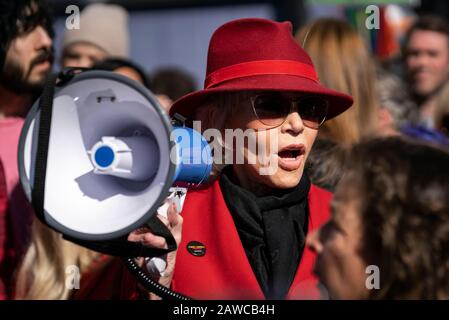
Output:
(169, 18), (353, 120)
(204, 60), (319, 89)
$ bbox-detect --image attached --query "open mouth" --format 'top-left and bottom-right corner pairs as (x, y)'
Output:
(277, 144), (305, 160)
(278, 149), (301, 159)
(275, 144), (306, 171)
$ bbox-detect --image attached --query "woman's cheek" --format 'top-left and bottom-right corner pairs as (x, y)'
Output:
(305, 128), (318, 153)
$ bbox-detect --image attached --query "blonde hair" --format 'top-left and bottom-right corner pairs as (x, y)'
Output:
(15, 218), (99, 300)
(296, 18), (379, 144)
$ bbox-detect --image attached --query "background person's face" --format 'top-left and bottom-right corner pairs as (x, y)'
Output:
(62, 42), (108, 68)
(115, 66), (145, 85)
(227, 92), (318, 191)
(1, 25), (53, 95)
(406, 30), (449, 98)
(307, 180), (370, 299)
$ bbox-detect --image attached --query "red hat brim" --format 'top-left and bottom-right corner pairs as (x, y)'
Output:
(169, 74), (353, 121)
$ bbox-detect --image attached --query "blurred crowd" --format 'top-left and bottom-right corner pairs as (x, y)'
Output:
(0, 0), (448, 300)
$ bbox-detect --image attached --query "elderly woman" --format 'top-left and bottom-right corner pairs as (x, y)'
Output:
(307, 137), (449, 299)
(127, 18), (352, 300)
(77, 18), (353, 300)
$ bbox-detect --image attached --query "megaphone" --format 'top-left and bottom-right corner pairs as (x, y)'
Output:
(18, 69), (212, 243)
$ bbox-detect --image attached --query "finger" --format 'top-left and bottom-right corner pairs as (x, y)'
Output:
(128, 229), (147, 242)
(157, 213), (170, 228)
(157, 200), (178, 227)
(128, 231), (168, 249)
(134, 257), (145, 268)
(128, 227), (151, 236)
(167, 203), (183, 245)
(141, 232), (168, 249)
(168, 203), (183, 228)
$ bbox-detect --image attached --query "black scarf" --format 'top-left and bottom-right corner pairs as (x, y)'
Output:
(219, 166), (311, 299)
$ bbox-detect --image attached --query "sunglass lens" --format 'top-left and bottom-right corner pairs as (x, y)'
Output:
(253, 94), (290, 126)
(297, 97), (328, 129)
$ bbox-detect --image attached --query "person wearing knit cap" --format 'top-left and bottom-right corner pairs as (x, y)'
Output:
(61, 3), (129, 68)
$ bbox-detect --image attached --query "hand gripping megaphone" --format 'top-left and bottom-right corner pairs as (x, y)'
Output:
(18, 69), (211, 299)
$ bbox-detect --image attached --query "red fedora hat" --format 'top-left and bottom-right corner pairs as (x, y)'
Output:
(169, 18), (353, 120)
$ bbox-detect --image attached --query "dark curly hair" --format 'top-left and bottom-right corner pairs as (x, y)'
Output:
(0, 0), (54, 71)
(344, 137), (449, 299)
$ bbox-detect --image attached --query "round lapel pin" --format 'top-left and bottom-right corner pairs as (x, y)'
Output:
(186, 241), (206, 257)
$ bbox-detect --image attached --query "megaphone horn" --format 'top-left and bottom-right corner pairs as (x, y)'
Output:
(18, 69), (212, 242)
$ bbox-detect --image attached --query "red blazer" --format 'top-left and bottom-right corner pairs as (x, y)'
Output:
(171, 179), (331, 299)
(76, 178), (331, 300)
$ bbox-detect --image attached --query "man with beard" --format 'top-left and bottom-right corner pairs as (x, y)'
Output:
(0, 0), (53, 299)
(404, 15), (449, 128)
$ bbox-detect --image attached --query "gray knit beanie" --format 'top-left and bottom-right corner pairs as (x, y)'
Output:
(62, 3), (129, 58)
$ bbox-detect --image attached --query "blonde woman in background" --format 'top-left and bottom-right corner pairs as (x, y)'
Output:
(296, 18), (379, 145)
(296, 18), (379, 191)
(15, 218), (101, 299)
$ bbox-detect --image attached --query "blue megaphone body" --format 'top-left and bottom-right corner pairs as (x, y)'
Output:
(88, 126), (212, 185)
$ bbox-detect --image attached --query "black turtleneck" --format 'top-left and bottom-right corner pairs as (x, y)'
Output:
(219, 166), (310, 299)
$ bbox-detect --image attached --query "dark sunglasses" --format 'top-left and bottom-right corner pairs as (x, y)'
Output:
(250, 93), (329, 129)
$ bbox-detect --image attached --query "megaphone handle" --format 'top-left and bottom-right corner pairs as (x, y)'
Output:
(31, 72), (57, 219)
(31, 68), (90, 221)
(62, 199), (178, 257)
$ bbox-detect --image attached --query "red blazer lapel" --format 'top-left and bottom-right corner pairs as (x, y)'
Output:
(173, 179), (264, 299)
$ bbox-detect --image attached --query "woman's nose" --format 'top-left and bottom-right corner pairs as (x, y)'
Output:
(281, 110), (305, 135)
